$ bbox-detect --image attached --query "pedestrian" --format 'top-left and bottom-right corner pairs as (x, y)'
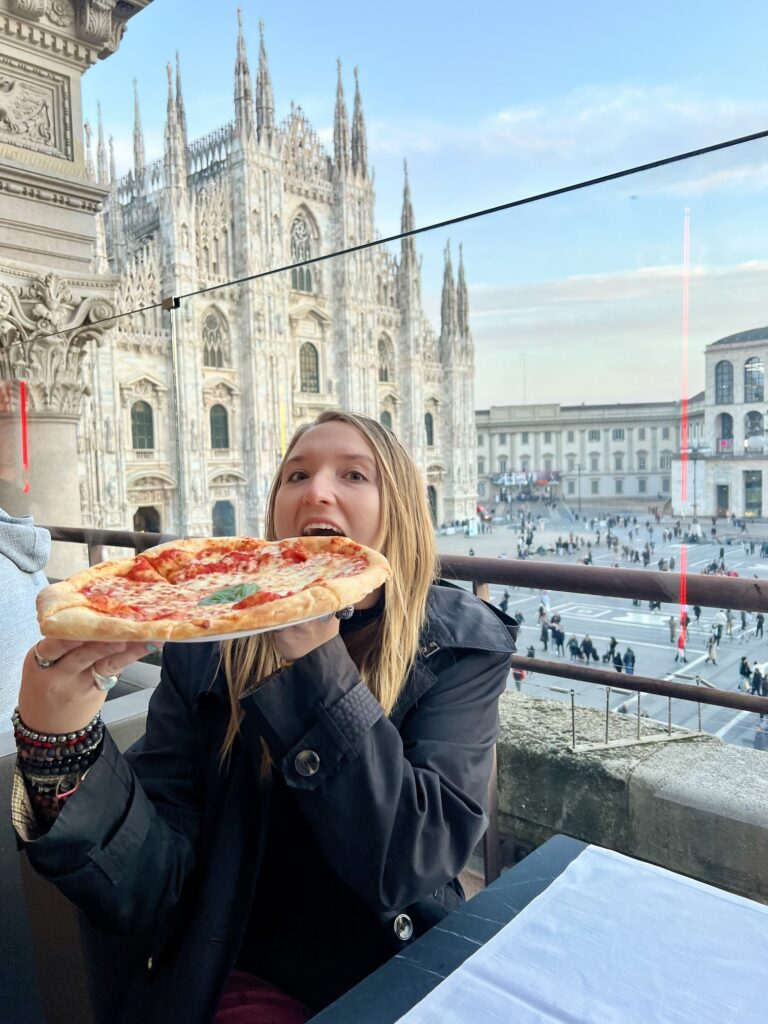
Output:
(540, 620), (550, 652)
(674, 631), (688, 663)
(499, 589), (510, 615)
(468, 547), (475, 556)
(756, 612), (764, 638)
(750, 664), (765, 696)
(705, 635), (718, 665)
(713, 610), (726, 645)
(668, 615), (677, 643)
(623, 648), (636, 674)
(612, 651), (623, 673)
(739, 656), (752, 691)
(12, 410), (517, 1022)
(603, 637), (618, 663)
(669, 555), (675, 571)
(568, 635), (581, 661)
(725, 609), (734, 640)
(693, 605), (702, 626)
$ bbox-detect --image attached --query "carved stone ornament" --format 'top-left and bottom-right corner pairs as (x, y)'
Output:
(45, 0), (74, 26)
(0, 273), (115, 415)
(8, 0), (48, 20)
(75, 0), (118, 48)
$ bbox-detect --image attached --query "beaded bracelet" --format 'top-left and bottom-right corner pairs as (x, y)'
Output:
(13, 707), (104, 777)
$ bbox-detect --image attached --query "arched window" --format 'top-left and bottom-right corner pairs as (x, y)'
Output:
(202, 312), (227, 368)
(744, 357), (765, 403)
(715, 360), (733, 404)
(131, 401), (154, 450)
(498, 456), (507, 473)
(212, 500), (236, 537)
(378, 337), (394, 382)
(210, 404), (230, 449)
(745, 411), (764, 438)
(299, 342), (320, 392)
(717, 412), (733, 440)
(290, 215), (313, 292)
(424, 412), (434, 447)
(133, 506), (160, 533)
(380, 410), (392, 430)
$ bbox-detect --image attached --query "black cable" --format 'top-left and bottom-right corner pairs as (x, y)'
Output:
(24, 126), (768, 342)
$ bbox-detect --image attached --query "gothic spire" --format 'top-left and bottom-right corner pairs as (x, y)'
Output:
(109, 135), (116, 183)
(351, 66), (368, 178)
(96, 102), (109, 185)
(333, 59), (350, 173)
(400, 159), (415, 264)
(256, 18), (275, 143)
(175, 51), (188, 152)
(456, 243), (469, 337)
(234, 7), (254, 139)
(440, 240), (458, 342)
(132, 78), (145, 177)
(84, 120), (95, 181)
(164, 62), (185, 188)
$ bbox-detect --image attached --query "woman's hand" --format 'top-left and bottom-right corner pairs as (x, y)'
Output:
(18, 638), (154, 735)
(272, 613), (341, 664)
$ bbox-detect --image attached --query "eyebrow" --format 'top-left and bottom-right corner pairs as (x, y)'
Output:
(284, 452), (376, 466)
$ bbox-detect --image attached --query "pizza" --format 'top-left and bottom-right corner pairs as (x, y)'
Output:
(37, 536), (391, 642)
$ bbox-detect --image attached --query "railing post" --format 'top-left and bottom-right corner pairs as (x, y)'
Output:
(482, 745), (502, 886)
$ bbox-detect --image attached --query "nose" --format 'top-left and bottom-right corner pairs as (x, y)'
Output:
(302, 470), (335, 506)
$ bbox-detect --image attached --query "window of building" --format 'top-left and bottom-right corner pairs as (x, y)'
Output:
(299, 342), (320, 392)
(499, 456), (508, 473)
(588, 429), (600, 441)
(380, 410), (392, 430)
(378, 337), (394, 382)
(424, 412), (434, 447)
(660, 452), (672, 469)
(614, 454), (623, 472)
(477, 457), (485, 475)
(638, 428), (646, 440)
(590, 479), (599, 495)
(477, 433), (484, 446)
(498, 433), (507, 444)
(638, 478), (647, 493)
(212, 500), (236, 537)
(131, 401), (154, 450)
(745, 410), (764, 438)
(717, 412), (734, 441)
(745, 356), (765, 403)
(544, 457), (552, 472)
(637, 454), (647, 471)
(210, 404), (229, 449)
(590, 455), (599, 472)
(567, 480), (575, 494)
(202, 311), (228, 368)
(290, 215), (313, 291)
(567, 455), (575, 472)
(543, 431), (552, 443)
(612, 428), (625, 441)
(567, 430), (575, 443)
(478, 482), (485, 497)
(662, 427), (670, 440)
(715, 360), (733, 404)
(662, 477), (670, 492)
(615, 479), (623, 494)
(521, 432), (529, 444)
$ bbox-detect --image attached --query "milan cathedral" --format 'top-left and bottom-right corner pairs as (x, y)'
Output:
(82, 14), (477, 537)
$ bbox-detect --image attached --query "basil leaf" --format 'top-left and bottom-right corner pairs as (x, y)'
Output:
(199, 582), (261, 606)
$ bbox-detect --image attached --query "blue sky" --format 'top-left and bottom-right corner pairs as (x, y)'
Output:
(82, 0), (768, 406)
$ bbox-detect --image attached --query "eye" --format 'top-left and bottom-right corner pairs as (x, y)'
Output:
(345, 470), (367, 482)
(286, 470), (308, 483)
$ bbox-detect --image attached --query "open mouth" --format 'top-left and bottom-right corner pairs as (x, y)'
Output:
(301, 524), (344, 537)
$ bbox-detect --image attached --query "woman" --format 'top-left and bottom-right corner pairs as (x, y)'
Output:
(12, 412), (515, 1024)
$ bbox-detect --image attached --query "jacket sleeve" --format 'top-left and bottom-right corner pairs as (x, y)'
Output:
(17, 644), (201, 934)
(239, 634), (511, 913)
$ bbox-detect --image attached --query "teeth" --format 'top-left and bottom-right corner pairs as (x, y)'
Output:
(303, 523), (342, 536)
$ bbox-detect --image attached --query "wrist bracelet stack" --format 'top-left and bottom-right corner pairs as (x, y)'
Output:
(12, 708), (104, 777)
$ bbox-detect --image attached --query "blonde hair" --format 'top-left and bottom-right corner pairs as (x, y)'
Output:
(218, 410), (438, 766)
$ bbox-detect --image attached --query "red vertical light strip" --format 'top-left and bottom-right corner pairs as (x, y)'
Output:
(679, 208), (690, 624)
(19, 379), (30, 493)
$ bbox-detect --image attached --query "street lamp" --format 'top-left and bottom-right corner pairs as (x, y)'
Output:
(688, 444), (709, 521)
(577, 463), (582, 516)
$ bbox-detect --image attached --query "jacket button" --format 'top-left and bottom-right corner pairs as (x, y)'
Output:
(294, 749), (320, 777)
(393, 913), (413, 941)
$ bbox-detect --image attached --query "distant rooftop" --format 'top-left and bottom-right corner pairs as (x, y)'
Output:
(709, 326), (768, 348)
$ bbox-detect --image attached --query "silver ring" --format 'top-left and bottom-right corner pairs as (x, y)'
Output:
(92, 668), (120, 692)
(33, 642), (60, 670)
(335, 605), (355, 620)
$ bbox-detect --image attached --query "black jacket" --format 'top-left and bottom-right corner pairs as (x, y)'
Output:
(20, 584), (515, 1023)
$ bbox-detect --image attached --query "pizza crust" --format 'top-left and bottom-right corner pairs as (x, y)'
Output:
(37, 536), (391, 642)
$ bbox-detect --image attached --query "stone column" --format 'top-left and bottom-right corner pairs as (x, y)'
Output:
(0, 271), (114, 575)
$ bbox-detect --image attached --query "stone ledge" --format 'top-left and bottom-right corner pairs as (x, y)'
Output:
(497, 691), (768, 903)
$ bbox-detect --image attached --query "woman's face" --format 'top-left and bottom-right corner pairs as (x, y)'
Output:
(273, 421), (382, 551)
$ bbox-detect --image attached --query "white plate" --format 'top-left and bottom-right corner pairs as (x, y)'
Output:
(169, 610), (332, 643)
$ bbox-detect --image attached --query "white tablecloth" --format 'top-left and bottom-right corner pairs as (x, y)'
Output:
(395, 845), (768, 1023)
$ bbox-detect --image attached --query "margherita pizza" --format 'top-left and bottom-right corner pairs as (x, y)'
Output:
(37, 536), (391, 642)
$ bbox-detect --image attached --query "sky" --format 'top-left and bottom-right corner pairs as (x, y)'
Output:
(81, 0), (768, 408)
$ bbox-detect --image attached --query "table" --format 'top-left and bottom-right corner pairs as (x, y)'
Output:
(313, 834), (768, 1024)
(312, 834), (586, 1024)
